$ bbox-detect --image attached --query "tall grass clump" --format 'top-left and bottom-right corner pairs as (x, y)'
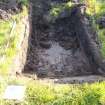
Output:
(0, 5), (28, 74)
(1, 78), (105, 105)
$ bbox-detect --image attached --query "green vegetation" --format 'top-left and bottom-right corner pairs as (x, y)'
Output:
(98, 29), (105, 58)
(0, 5), (28, 74)
(18, 0), (28, 6)
(85, 0), (105, 16)
(0, 20), (17, 74)
(1, 78), (105, 105)
(50, 1), (72, 17)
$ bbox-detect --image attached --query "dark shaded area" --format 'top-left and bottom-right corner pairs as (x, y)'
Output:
(71, 5), (105, 75)
(0, 0), (23, 14)
(24, 0), (105, 78)
(0, 0), (23, 20)
(97, 16), (105, 29)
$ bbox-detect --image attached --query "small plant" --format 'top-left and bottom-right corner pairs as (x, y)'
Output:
(50, 1), (73, 18)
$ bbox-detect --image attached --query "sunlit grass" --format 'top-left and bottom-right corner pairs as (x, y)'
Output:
(1, 78), (105, 105)
(0, 6), (28, 74)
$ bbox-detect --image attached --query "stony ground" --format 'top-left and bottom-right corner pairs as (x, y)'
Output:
(21, 73), (105, 84)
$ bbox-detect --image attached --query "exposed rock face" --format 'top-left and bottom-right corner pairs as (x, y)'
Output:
(24, 0), (104, 77)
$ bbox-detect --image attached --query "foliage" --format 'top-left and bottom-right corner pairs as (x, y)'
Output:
(0, 6), (28, 74)
(1, 78), (105, 105)
(18, 0), (28, 6)
(84, 0), (105, 17)
(97, 28), (105, 57)
(50, 1), (72, 18)
(83, 0), (105, 57)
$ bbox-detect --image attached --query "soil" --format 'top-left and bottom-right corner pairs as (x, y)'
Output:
(0, 0), (23, 20)
(24, 1), (100, 77)
(21, 74), (105, 84)
(1, 0), (104, 79)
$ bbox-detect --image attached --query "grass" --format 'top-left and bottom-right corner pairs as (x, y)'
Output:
(0, 20), (17, 74)
(0, 6), (28, 74)
(1, 78), (105, 105)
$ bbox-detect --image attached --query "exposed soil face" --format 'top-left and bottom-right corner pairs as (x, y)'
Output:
(24, 0), (104, 78)
(0, 0), (23, 20)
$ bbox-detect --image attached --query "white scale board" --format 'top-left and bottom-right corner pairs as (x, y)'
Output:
(3, 85), (26, 101)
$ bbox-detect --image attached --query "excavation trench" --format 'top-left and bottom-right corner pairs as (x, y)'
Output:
(23, 0), (105, 78)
